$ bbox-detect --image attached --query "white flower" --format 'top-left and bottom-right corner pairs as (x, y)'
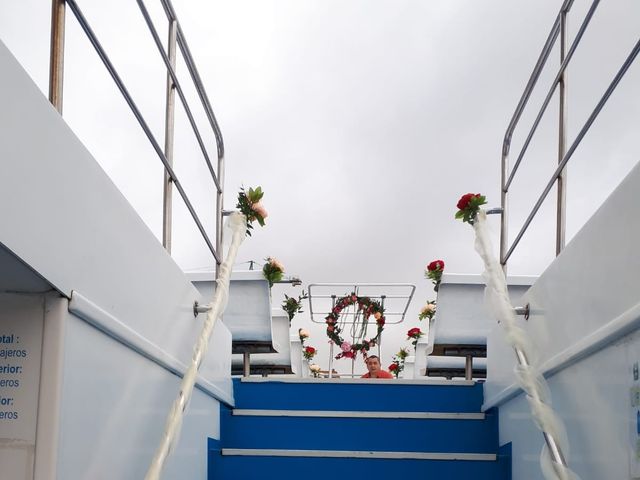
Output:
(309, 364), (321, 372)
(298, 328), (309, 338)
(421, 303), (436, 314)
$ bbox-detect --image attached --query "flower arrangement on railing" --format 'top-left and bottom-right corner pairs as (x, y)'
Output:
(309, 364), (321, 378)
(425, 260), (445, 291)
(299, 328), (309, 344)
(418, 301), (436, 321)
(325, 293), (385, 360)
(236, 186), (267, 236)
(407, 327), (423, 349)
(303, 346), (317, 361)
(262, 257), (284, 288)
(282, 291), (309, 325)
(459, 193), (579, 478)
(388, 347), (410, 378)
(455, 192), (487, 225)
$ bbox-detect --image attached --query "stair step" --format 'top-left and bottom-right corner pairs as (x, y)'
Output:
(221, 449), (497, 461)
(231, 409), (485, 420)
(232, 378), (483, 412)
(221, 406), (497, 453)
(208, 444), (510, 480)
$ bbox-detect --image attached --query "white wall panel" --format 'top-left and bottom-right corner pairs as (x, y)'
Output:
(57, 312), (219, 480)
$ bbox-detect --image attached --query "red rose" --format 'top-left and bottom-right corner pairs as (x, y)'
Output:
(332, 306), (341, 314)
(327, 325), (334, 332)
(457, 193), (481, 211)
(377, 317), (385, 326)
(305, 346), (316, 354)
(351, 295), (358, 302)
(427, 260), (445, 271)
(407, 327), (422, 337)
(389, 363), (398, 371)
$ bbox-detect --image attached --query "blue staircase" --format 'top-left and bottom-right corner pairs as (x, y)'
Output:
(208, 379), (511, 480)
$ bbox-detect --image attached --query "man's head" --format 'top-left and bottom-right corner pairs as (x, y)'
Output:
(365, 355), (382, 375)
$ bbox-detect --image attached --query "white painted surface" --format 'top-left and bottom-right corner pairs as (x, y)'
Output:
(485, 162), (640, 478)
(231, 309), (291, 367)
(190, 272), (273, 344)
(68, 290), (232, 404)
(56, 312), (220, 480)
(0, 294), (44, 480)
(0, 40), (230, 397)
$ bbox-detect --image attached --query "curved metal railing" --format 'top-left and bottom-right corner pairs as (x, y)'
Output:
(48, 0), (225, 271)
(500, 0), (640, 266)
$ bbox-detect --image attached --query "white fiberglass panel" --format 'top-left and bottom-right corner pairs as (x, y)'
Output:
(499, 329), (634, 479)
(485, 161), (640, 404)
(57, 312), (219, 480)
(0, 40), (227, 390)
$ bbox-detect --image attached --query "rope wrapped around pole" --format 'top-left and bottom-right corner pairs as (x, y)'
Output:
(145, 212), (247, 480)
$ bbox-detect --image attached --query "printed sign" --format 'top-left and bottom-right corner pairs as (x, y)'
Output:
(0, 294), (44, 480)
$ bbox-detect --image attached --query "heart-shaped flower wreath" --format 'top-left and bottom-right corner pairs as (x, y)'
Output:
(325, 293), (386, 359)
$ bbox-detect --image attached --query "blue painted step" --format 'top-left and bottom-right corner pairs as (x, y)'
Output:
(208, 440), (512, 480)
(232, 378), (483, 412)
(221, 407), (498, 453)
(210, 380), (511, 480)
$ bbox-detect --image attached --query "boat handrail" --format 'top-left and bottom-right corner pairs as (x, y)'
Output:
(499, 0), (640, 267)
(48, 0), (225, 272)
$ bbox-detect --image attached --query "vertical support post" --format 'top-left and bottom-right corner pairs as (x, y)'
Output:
(243, 352), (250, 378)
(328, 295), (336, 378)
(162, 20), (178, 253)
(215, 155), (224, 278)
(556, 11), (568, 256)
(465, 355), (473, 381)
(378, 295), (385, 358)
(49, 0), (66, 113)
(500, 151), (509, 273)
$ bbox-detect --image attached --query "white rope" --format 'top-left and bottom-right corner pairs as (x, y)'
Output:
(472, 210), (580, 480)
(145, 212), (247, 480)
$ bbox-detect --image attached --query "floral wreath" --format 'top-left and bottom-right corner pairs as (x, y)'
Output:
(325, 293), (385, 360)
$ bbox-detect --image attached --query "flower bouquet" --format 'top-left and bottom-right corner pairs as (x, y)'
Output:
(425, 260), (445, 291)
(455, 193), (487, 225)
(303, 346), (317, 361)
(309, 364), (321, 378)
(262, 257), (284, 287)
(236, 186), (267, 236)
(298, 328), (309, 344)
(407, 327), (423, 349)
(388, 347), (410, 378)
(418, 301), (437, 321)
(282, 291), (309, 324)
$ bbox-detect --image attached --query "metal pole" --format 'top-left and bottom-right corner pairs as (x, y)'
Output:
(243, 352), (250, 378)
(514, 347), (568, 470)
(49, 0), (66, 113)
(500, 152), (509, 271)
(556, 11), (568, 255)
(465, 355), (473, 381)
(328, 295), (336, 378)
(216, 153), (225, 278)
(162, 20), (177, 253)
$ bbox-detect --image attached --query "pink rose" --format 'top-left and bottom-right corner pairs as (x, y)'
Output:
(251, 201), (268, 219)
(341, 341), (352, 352)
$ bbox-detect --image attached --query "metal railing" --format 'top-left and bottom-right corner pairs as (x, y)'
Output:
(500, 0), (640, 267)
(48, 0), (225, 272)
(499, 0), (640, 475)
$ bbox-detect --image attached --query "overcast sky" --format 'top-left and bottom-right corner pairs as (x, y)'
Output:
(1, 0), (639, 372)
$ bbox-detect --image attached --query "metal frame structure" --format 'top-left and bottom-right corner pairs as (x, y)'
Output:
(500, 0), (640, 267)
(499, 0), (639, 474)
(48, 0), (225, 273)
(308, 283), (416, 378)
